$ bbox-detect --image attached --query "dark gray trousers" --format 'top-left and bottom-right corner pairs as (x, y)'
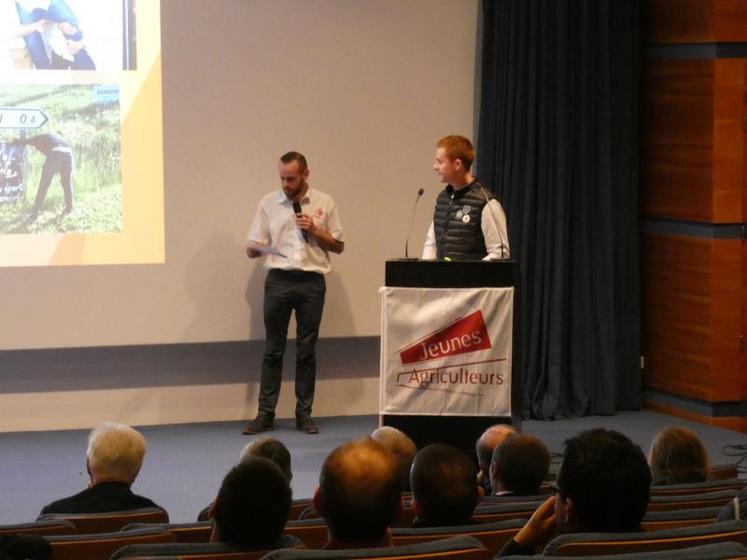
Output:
(259, 269), (326, 418)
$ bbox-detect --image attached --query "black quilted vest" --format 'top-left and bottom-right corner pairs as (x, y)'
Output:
(433, 181), (493, 260)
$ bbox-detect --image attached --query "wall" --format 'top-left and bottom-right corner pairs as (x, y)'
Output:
(0, 0), (479, 431)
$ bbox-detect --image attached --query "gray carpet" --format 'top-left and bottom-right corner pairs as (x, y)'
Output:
(2, 410), (746, 525)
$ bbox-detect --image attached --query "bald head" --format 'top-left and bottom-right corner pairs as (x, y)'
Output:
(476, 424), (516, 476)
(371, 426), (417, 489)
(317, 437), (402, 545)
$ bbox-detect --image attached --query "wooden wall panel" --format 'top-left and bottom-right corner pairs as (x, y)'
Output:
(646, 0), (713, 44)
(713, 59), (746, 221)
(643, 60), (715, 221)
(647, 0), (747, 44)
(642, 233), (741, 401)
(643, 59), (745, 223)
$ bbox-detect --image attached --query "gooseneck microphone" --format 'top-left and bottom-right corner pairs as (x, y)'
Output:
(404, 188), (425, 259)
(292, 201), (308, 243)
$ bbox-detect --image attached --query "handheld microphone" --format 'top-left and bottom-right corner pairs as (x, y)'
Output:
(292, 201), (308, 243)
(404, 188), (425, 259)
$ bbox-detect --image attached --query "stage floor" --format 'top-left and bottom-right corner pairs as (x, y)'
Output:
(2, 409), (746, 525)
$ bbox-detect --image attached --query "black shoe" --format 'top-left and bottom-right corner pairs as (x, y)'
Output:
(296, 415), (319, 435)
(243, 414), (274, 435)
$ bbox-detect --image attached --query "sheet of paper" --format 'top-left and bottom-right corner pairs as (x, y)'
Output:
(248, 241), (286, 258)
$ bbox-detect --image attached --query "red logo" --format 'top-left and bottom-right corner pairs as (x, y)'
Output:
(399, 310), (492, 365)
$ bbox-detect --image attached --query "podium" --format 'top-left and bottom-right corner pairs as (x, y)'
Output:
(380, 259), (520, 453)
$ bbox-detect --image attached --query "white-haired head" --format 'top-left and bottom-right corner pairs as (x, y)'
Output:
(86, 422), (147, 485)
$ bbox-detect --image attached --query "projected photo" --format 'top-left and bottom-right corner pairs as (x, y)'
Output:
(0, 84), (122, 234)
(1, 0), (137, 71)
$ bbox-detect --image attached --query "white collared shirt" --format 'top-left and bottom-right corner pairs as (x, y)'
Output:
(247, 187), (343, 274)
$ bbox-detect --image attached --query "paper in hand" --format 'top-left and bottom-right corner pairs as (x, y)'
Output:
(248, 241), (286, 258)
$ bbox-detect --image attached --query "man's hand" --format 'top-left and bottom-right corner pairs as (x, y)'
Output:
(295, 212), (316, 235)
(246, 244), (262, 259)
(513, 495), (558, 552)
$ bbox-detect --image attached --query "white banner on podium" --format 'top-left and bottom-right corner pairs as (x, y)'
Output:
(380, 287), (513, 417)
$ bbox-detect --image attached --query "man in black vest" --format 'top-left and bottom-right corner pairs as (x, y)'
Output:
(422, 135), (509, 261)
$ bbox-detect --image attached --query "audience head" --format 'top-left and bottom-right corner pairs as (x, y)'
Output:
(475, 424), (516, 485)
(555, 428), (650, 533)
(490, 433), (550, 495)
(240, 437), (292, 480)
(86, 422), (147, 485)
(371, 426), (417, 490)
(648, 426), (708, 485)
(411, 444), (478, 525)
(211, 458), (292, 547)
(314, 437), (402, 547)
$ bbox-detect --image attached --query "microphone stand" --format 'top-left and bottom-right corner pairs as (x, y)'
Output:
(404, 188), (424, 259)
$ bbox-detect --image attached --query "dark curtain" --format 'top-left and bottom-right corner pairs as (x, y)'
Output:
(477, 0), (642, 419)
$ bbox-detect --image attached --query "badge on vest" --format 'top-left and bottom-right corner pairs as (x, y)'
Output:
(462, 205), (472, 214)
(456, 210), (464, 219)
(462, 214), (471, 224)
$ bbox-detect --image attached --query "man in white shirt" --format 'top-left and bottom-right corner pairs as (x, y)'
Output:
(422, 135), (509, 261)
(244, 151), (344, 435)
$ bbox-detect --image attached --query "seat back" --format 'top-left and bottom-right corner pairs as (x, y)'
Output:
(123, 522), (213, 543)
(391, 519), (524, 556)
(109, 536), (301, 560)
(471, 500), (544, 523)
(543, 520), (747, 557)
(0, 519), (76, 536)
(709, 464), (739, 481)
(642, 506), (721, 531)
(650, 478), (745, 496)
(260, 535), (490, 560)
(289, 500), (314, 521)
(38, 506), (169, 533)
(647, 489), (738, 511)
(283, 519), (328, 549)
(45, 526), (174, 560)
(500, 541), (747, 559)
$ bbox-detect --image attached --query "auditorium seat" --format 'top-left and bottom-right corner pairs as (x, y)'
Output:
(650, 478), (745, 496)
(710, 464), (740, 481)
(391, 518), (524, 556)
(283, 519), (328, 549)
(38, 506), (169, 533)
(542, 519), (747, 556)
(259, 535), (490, 560)
(0, 518), (76, 536)
(108, 533), (302, 560)
(500, 541), (747, 559)
(471, 500), (545, 523)
(122, 522), (213, 543)
(646, 489), (738, 511)
(642, 506), (721, 531)
(44, 526), (174, 560)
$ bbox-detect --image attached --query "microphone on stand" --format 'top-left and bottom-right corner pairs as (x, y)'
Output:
(292, 201), (308, 243)
(404, 188), (425, 259)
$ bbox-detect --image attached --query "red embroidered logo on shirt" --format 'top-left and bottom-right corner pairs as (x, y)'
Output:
(313, 208), (324, 218)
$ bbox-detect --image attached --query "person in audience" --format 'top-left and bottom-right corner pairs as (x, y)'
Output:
(718, 487), (747, 522)
(490, 433), (550, 496)
(410, 444), (480, 527)
(210, 457), (297, 548)
(0, 535), (51, 560)
(371, 426), (417, 491)
(475, 423), (516, 495)
(198, 436), (293, 521)
(313, 437), (402, 549)
(240, 436), (292, 480)
(648, 426), (708, 485)
(498, 428), (651, 556)
(38, 422), (166, 516)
